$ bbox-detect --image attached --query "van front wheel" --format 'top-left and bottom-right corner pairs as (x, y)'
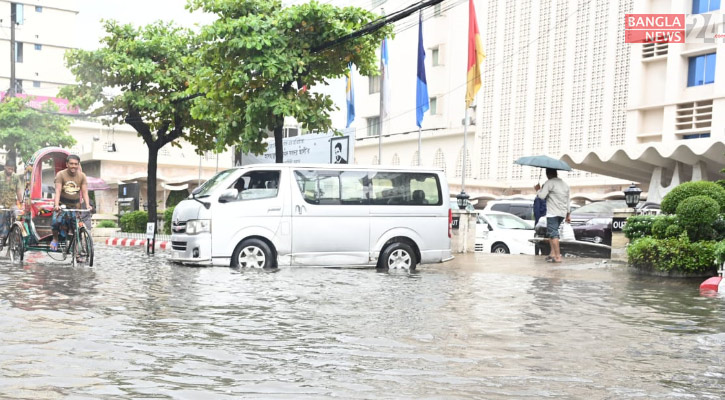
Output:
(232, 239), (275, 269)
(379, 242), (417, 271)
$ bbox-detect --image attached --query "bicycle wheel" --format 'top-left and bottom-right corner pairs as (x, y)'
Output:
(75, 227), (94, 267)
(7, 225), (24, 263)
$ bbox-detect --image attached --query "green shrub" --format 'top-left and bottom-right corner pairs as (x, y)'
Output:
(623, 214), (657, 241)
(163, 206), (175, 235)
(665, 224), (684, 238)
(119, 211), (148, 233)
(651, 215), (678, 239)
(661, 181), (725, 214)
(676, 196), (719, 241)
(715, 240), (725, 266)
(712, 217), (725, 241)
(627, 233), (717, 274)
(96, 220), (118, 228)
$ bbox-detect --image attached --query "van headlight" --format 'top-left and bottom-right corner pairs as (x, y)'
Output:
(186, 219), (211, 234)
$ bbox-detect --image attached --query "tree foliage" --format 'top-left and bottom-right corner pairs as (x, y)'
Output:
(187, 0), (393, 161)
(0, 97), (73, 164)
(660, 181), (725, 214)
(59, 20), (208, 225)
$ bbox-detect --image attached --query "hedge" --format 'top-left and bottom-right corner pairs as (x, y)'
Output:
(623, 214), (657, 241)
(661, 181), (725, 214)
(627, 234), (717, 274)
(119, 211), (148, 233)
(163, 206), (175, 235)
(676, 195), (719, 241)
(97, 220), (118, 228)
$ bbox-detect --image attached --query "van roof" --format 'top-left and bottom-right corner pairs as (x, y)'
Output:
(234, 164), (446, 173)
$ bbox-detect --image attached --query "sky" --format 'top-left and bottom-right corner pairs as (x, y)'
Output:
(73, 0), (348, 128)
(75, 0), (215, 50)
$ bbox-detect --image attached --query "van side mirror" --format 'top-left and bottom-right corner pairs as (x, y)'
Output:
(218, 189), (238, 203)
(192, 186), (202, 195)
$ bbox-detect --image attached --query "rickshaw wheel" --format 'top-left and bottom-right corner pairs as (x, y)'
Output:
(8, 226), (24, 263)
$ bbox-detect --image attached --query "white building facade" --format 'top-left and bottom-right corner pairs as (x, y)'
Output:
(351, 0), (637, 202)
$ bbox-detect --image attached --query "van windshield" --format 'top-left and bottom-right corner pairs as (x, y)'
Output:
(193, 169), (237, 197)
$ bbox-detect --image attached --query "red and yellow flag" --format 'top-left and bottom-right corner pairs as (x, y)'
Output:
(465, 0), (486, 107)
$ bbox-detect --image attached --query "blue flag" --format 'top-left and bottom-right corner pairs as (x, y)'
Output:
(346, 63), (355, 128)
(416, 13), (429, 128)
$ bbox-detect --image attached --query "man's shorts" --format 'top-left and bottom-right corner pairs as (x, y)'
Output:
(546, 216), (564, 239)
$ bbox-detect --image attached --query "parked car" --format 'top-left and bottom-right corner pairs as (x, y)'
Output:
(483, 199), (535, 221)
(475, 211), (535, 254)
(534, 200), (661, 246)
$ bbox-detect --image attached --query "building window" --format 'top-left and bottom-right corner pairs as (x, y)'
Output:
(369, 75), (380, 94)
(33, 81), (40, 88)
(367, 116), (380, 137)
(35, 43), (42, 51)
(692, 0), (720, 13)
(35, 6), (42, 12)
(676, 100), (712, 132)
(431, 47), (440, 66)
(430, 97), (437, 115)
(12, 3), (23, 24)
(687, 53), (716, 86)
(15, 42), (23, 63)
(683, 133), (710, 139)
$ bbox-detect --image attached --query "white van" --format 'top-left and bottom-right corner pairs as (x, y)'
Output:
(169, 164), (453, 270)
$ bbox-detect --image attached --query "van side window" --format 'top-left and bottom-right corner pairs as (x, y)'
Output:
(491, 204), (509, 213)
(370, 172), (441, 206)
(231, 170), (280, 201)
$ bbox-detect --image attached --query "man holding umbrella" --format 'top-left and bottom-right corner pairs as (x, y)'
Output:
(534, 168), (570, 263)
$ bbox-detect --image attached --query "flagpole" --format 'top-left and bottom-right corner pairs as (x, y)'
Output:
(378, 9), (385, 165)
(418, 6), (422, 166)
(462, 108), (468, 193)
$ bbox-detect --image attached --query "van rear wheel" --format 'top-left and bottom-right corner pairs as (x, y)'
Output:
(231, 239), (275, 269)
(379, 242), (417, 271)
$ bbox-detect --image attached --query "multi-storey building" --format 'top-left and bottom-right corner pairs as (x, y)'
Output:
(563, 0), (724, 203)
(350, 0), (724, 204)
(0, 0), (232, 215)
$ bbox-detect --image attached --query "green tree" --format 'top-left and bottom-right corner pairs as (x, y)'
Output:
(0, 96), (73, 165)
(187, 0), (392, 161)
(60, 20), (208, 228)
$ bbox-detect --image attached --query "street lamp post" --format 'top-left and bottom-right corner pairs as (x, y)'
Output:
(623, 183), (642, 213)
(457, 106), (472, 211)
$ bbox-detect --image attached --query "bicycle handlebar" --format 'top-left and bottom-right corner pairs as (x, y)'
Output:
(59, 208), (92, 213)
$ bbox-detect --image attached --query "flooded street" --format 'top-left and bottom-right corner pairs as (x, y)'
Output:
(1, 246), (724, 399)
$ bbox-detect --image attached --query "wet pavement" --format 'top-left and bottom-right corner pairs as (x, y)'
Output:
(1, 246), (724, 399)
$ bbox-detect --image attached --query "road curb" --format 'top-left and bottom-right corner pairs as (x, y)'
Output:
(105, 237), (171, 250)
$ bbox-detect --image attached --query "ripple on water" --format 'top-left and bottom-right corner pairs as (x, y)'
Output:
(0, 246), (724, 398)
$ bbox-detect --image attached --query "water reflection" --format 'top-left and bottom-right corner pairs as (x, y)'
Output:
(0, 248), (724, 398)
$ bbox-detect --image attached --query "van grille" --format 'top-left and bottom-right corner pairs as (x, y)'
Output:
(172, 221), (187, 233)
(172, 241), (187, 251)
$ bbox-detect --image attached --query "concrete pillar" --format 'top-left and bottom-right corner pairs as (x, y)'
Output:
(611, 209), (635, 262)
(452, 210), (477, 253)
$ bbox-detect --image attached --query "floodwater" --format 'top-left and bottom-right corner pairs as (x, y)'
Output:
(0, 246), (724, 399)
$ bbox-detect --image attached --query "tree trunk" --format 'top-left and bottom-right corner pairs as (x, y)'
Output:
(147, 144), (159, 231)
(274, 116), (284, 163)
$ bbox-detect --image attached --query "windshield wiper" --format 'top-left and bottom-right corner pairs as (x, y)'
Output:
(190, 188), (211, 209)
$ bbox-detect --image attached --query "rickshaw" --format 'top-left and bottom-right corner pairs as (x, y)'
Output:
(4, 147), (94, 267)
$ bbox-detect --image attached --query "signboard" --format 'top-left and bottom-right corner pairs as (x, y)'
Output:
(612, 217), (627, 232)
(452, 216), (461, 230)
(238, 129), (355, 165)
(146, 222), (156, 239)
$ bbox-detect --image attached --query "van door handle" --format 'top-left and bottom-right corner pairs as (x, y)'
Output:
(295, 205), (301, 214)
(268, 207), (281, 212)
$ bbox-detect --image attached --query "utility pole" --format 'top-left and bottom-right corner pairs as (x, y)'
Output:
(9, 2), (17, 96)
